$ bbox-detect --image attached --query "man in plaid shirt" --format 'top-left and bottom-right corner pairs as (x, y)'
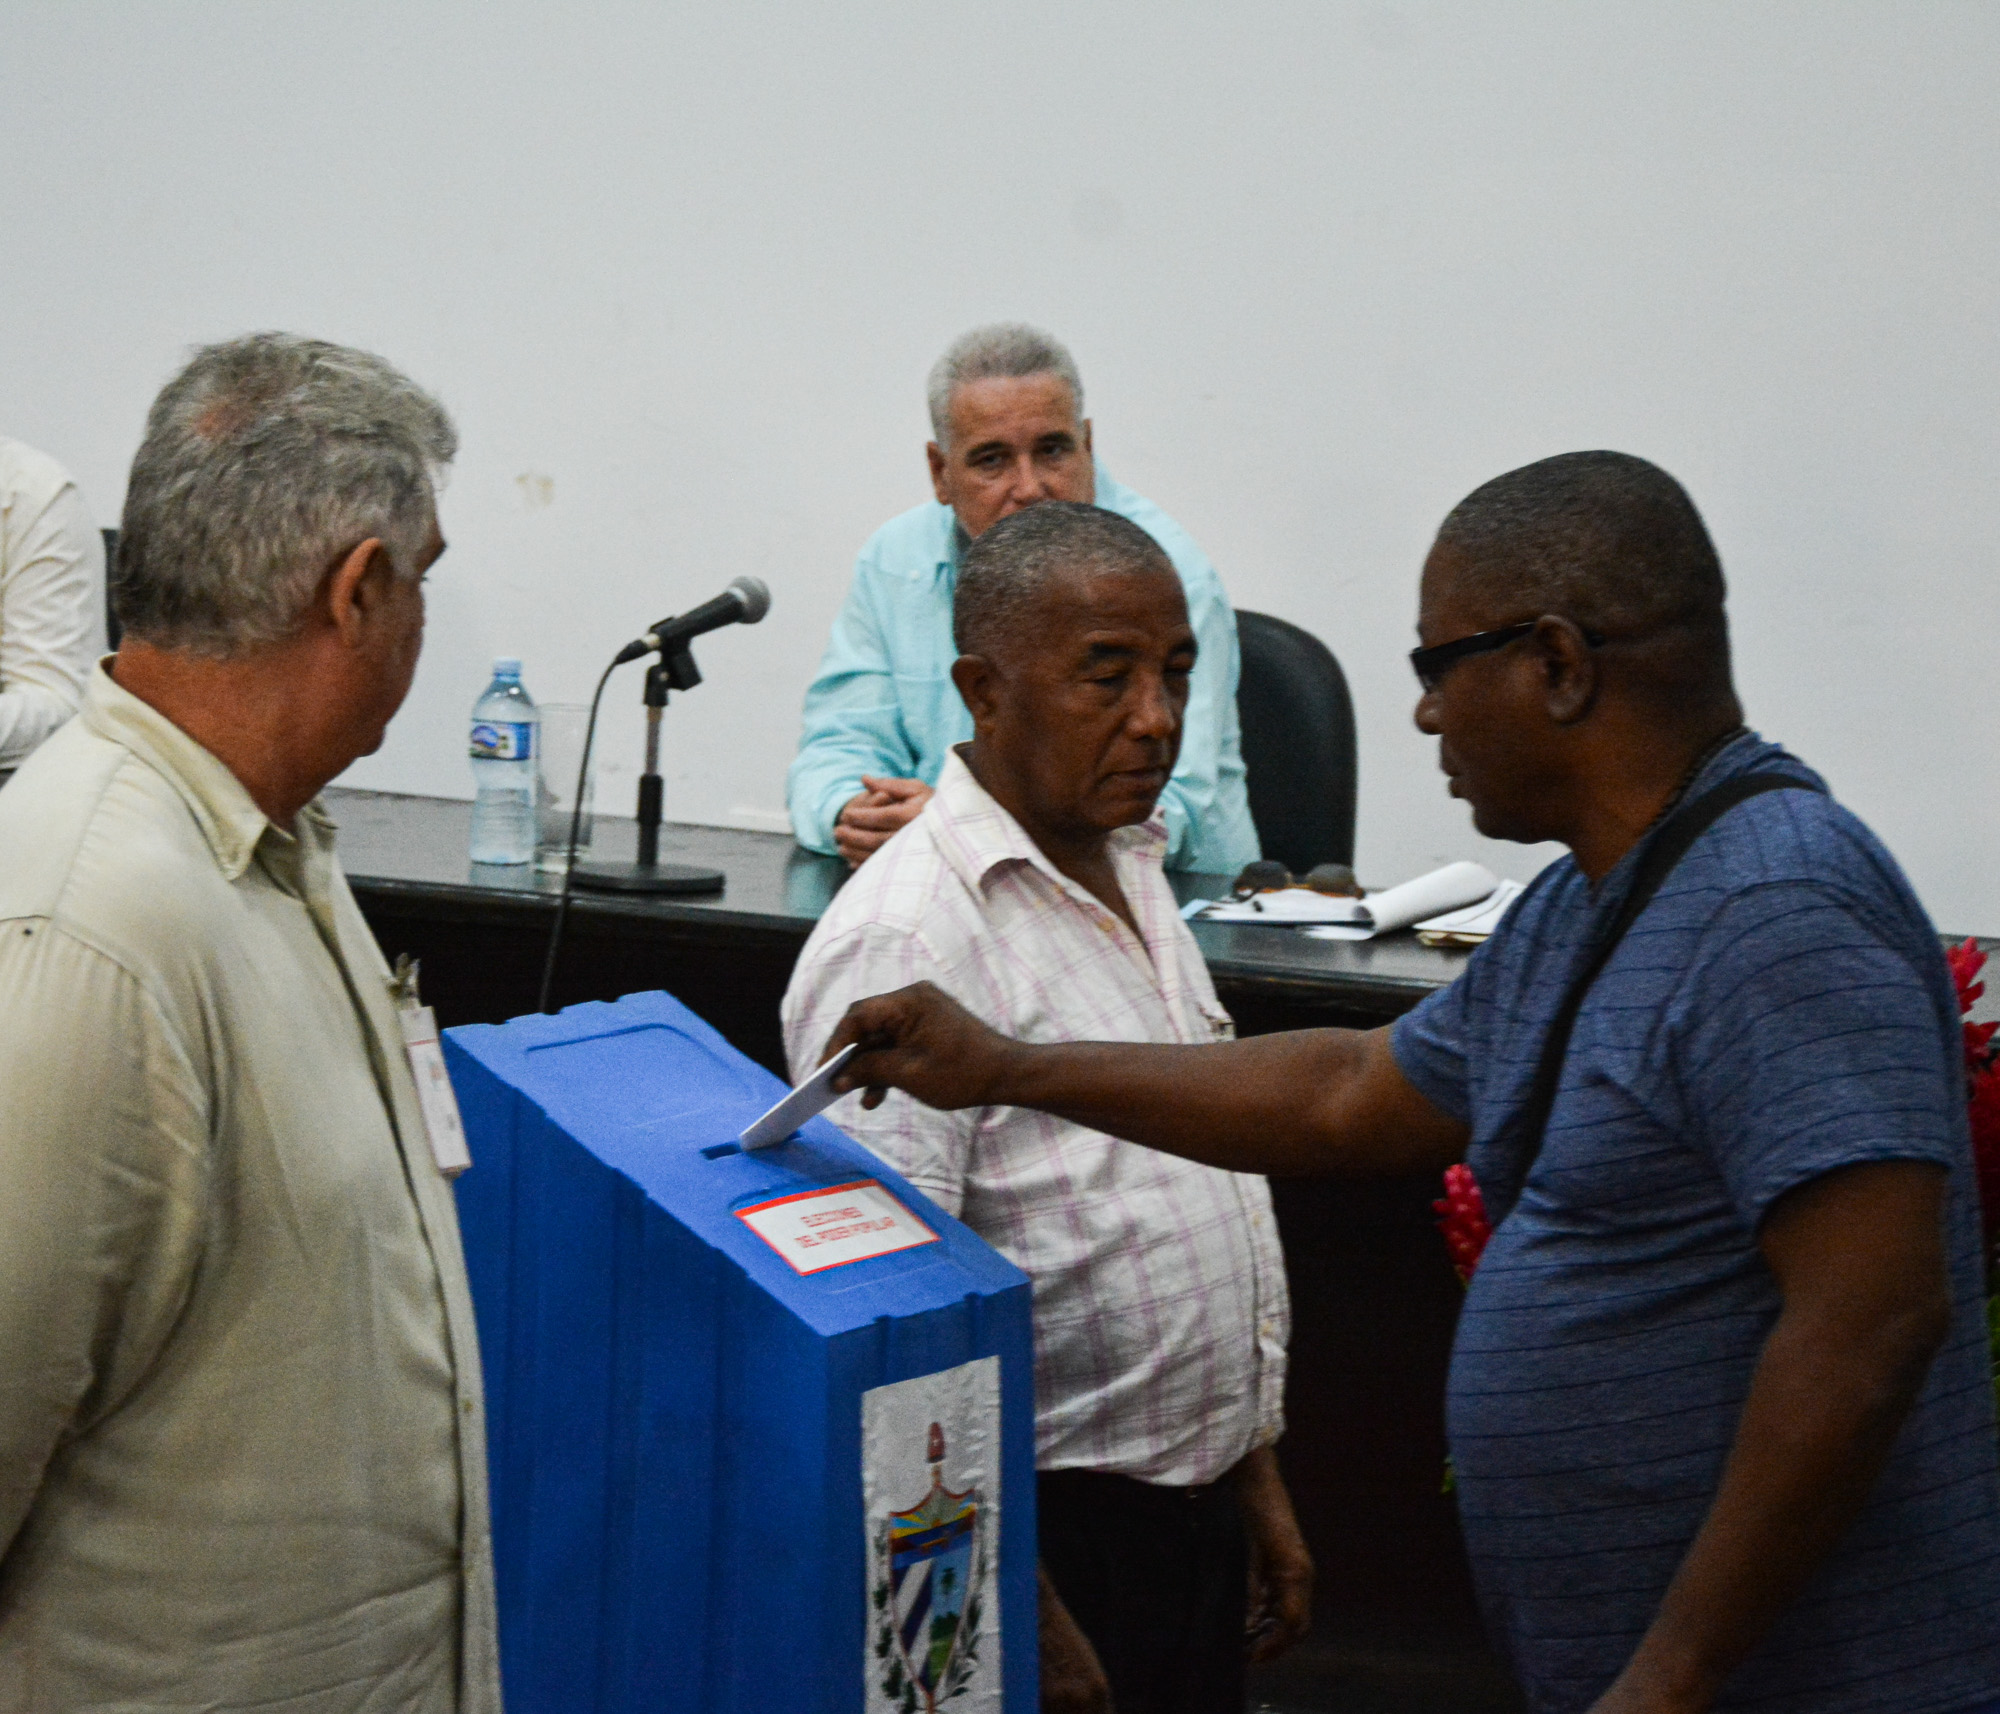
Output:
(783, 502), (1311, 1714)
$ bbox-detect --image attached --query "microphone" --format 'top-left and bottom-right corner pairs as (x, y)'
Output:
(614, 577), (771, 665)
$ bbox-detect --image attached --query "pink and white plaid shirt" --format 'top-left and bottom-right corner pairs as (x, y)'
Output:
(782, 751), (1288, 1486)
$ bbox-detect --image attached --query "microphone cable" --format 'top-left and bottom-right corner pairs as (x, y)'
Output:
(536, 651), (621, 1015)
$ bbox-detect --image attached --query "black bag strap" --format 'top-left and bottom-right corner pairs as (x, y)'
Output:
(1506, 771), (1826, 1191)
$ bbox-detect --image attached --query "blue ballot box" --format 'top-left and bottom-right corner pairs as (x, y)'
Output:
(444, 991), (1037, 1714)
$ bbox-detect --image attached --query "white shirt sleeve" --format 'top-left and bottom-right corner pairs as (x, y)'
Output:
(780, 920), (978, 1217)
(0, 455), (105, 769)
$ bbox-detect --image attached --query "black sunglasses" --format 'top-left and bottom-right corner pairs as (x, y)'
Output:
(1409, 618), (1605, 693)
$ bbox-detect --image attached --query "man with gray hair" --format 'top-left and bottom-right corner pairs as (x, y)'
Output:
(788, 323), (1260, 873)
(0, 333), (501, 1712)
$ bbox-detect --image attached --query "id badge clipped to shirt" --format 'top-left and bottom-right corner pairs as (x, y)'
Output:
(390, 955), (473, 1177)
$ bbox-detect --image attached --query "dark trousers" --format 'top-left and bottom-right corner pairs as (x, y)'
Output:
(1038, 1468), (1248, 1714)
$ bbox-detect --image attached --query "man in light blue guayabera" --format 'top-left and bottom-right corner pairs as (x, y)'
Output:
(788, 324), (1260, 874)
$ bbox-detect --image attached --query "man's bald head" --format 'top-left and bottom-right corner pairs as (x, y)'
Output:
(954, 501), (1179, 663)
(1433, 450), (1726, 636)
(1416, 452), (1749, 862)
(1427, 450), (1735, 710)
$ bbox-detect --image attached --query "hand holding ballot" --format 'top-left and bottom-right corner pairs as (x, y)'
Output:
(826, 981), (1016, 1115)
(738, 1042), (859, 1147)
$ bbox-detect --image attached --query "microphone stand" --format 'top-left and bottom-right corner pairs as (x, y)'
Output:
(569, 640), (725, 896)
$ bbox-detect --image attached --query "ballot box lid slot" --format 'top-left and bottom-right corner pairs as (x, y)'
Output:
(519, 1020), (664, 1054)
(513, 1021), (766, 1128)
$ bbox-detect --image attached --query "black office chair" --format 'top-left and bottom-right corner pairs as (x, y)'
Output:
(102, 528), (120, 650)
(1233, 609), (1357, 873)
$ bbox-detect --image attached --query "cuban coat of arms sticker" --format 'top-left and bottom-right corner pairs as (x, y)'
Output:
(862, 1357), (1002, 1713)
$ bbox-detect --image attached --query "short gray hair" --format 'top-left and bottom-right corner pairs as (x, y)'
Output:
(927, 323), (1085, 446)
(954, 501), (1175, 661)
(116, 332), (457, 656)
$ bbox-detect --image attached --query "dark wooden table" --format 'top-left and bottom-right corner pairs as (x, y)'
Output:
(326, 786), (1470, 1045)
(330, 788), (1491, 1652)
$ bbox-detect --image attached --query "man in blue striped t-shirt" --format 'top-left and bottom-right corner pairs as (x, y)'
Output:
(820, 451), (2000, 1714)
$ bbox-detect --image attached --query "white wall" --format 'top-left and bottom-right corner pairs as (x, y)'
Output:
(6, 1), (1997, 926)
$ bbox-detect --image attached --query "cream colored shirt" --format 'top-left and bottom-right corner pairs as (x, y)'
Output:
(0, 665), (500, 1713)
(0, 438), (104, 772)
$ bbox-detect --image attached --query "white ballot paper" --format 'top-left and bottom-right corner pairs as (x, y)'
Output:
(1298, 861), (1503, 942)
(740, 1042), (862, 1149)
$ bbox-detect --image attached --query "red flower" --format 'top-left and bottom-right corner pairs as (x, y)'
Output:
(1950, 940), (2000, 1073)
(1433, 1163), (1492, 1284)
(1949, 939), (1988, 1011)
(1947, 941), (2000, 1279)
(1972, 1075), (2000, 1254)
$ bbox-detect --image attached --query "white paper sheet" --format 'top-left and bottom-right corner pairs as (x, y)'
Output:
(1294, 861), (1503, 941)
(1193, 887), (1372, 925)
(1413, 878), (1525, 939)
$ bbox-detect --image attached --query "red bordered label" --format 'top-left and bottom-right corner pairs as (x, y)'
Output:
(735, 1178), (940, 1276)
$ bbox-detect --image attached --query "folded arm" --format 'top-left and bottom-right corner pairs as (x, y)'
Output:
(824, 981), (1467, 1177)
(788, 564), (920, 856)
(831, 775), (932, 868)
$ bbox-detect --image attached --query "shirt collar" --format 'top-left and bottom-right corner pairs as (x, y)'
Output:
(928, 746), (1168, 901)
(1682, 726), (1814, 799)
(933, 519), (972, 591)
(78, 660), (332, 883)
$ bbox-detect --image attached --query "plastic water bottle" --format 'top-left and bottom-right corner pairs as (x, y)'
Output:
(468, 658), (539, 865)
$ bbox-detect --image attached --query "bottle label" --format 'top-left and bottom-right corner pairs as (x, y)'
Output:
(470, 720), (535, 761)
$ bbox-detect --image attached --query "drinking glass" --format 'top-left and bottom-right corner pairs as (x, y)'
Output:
(535, 703), (597, 872)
